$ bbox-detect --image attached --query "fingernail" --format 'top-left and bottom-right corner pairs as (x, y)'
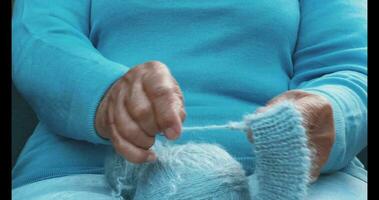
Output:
(164, 127), (179, 140)
(147, 153), (157, 162)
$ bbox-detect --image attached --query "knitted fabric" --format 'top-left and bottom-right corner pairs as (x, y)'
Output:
(104, 103), (311, 200)
(105, 142), (251, 200)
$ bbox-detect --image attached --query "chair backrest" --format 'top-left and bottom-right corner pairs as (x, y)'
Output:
(358, 147), (367, 169)
(12, 84), (38, 167)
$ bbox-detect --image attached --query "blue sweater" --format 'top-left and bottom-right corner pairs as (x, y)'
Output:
(12, 0), (367, 189)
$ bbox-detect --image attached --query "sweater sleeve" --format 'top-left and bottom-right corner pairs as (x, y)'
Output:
(12, 0), (129, 144)
(290, 0), (367, 173)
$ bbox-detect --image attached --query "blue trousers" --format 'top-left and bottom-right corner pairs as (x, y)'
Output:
(12, 168), (367, 200)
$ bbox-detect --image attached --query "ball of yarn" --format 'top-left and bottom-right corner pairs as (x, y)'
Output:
(104, 102), (312, 200)
(105, 142), (251, 200)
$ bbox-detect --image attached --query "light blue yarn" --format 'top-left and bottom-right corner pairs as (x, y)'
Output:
(105, 142), (251, 200)
(104, 103), (311, 200)
(248, 103), (311, 200)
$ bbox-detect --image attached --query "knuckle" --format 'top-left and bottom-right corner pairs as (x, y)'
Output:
(106, 110), (114, 125)
(144, 123), (160, 137)
(179, 109), (187, 121)
(158, 114), (177, 129)
(124, 127), (140, 141)
(108, 89), (120, 103)
(112, 139), (146, 164)
(145, 61), (167, 69)
(147, 137), (155, 148)
(131, 105), (152, 121)
(113, 81), (123, 92)
(175, 89), (184, 102)
(129, 154), (147, 164)
(171, 78), (182, 92)
(123, 70), (136, 83)
(123, 72), (132, 81)
(112, 139), (124, 151)
(132, 158), (146, 164)
(143, 61), (170, 76)
(140, 137), (155, 150)
(151, 85), (175, 99)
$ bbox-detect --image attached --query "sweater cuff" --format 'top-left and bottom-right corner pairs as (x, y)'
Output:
(68, 60), (129, 145)
(300, 88), (346, 173)
(247, 103), (311, 199)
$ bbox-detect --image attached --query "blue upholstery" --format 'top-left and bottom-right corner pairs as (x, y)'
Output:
(12, 84), (38, 167)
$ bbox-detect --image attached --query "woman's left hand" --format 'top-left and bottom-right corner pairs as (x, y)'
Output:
(256, 90), (336, 182)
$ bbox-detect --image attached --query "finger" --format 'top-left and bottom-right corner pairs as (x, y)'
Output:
(114, 85), (155, 150)
(126, 81), (160, 137)
(173, 80), (187, 123)
(106, 80), (155, 158)
(141, 61), (186, 123)
(153, 94), (182, 140)
(178, 106), (187, 123)
(147, 86), (183, 140)
(143, 70), (183, 140)
(95, 94), (112, 139)
(110, 123), (156, 164)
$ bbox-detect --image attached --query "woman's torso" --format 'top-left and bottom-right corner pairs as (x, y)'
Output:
(13, 0), (301, 188)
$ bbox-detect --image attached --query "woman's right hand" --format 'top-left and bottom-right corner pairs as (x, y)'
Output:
(95, 61), (186, 164)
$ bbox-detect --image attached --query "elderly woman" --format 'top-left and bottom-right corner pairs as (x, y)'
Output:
(12, 0), (367, 199)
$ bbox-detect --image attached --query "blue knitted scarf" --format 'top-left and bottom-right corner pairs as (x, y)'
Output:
(104, 102), (312, 200)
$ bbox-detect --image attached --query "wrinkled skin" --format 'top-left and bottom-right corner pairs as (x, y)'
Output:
(95, 61), (186, 164)
(96, 61), (335, 181)
(257, 90), (335, 182)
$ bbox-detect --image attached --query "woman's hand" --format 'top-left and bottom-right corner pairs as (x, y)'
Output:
(95, 61), (186, 164)
(256, 90), (335, 182)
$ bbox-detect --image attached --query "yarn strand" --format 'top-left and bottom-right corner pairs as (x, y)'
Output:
(182, 121), (250, 132)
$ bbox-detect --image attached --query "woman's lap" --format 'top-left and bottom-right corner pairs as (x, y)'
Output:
(13, 171), (367, 200)
(248, 171), (367, 200)
(305, 171), (367, 200)
(12, 174), (118, 200)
